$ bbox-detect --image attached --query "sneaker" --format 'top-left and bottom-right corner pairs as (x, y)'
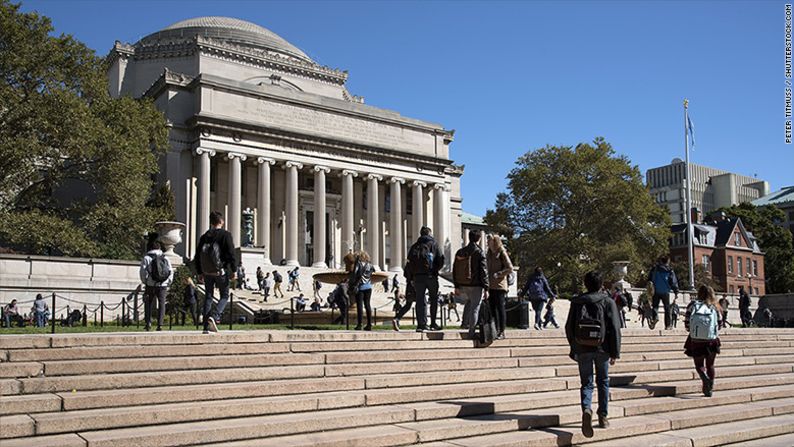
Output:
(460, 324), (469, 330)
(144, 325), (151, 332)
(363, 325), (372, 331)
(207, 317), (218, 333)
(533, 324), (540, 330)
(582, 409), (594, 438)
(598, 414), (609, 429)
(554, 324), (560, 329)
(392, 319), (400, 331)
(705, 378), (714, 397)
(416, 327), (427, 333)
(354, 325), (362, 331)
(156, 326), (162, 332)
(496, 332), (506, 340)
(429, 324), (441, 331)
(202, 329), (210, 334)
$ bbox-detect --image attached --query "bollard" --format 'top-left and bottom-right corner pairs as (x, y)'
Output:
(229, 293), (234, 330)
(411, 308), (415, 326)
(330, 306), (335, 325)
(345, 297), (350, 330)
(290, 297), (295, 329)
(121, 300), (126, 327)
(82, 305), (87, 327)
(134, 291), (139, 327)
(169, 308), (173, 331)
(374, 308), (378, 326)
(51, 293), (56, 334)
(441, 306), (445, 330)
(93, 309), (97, 326)
(100, 301), (104, 327)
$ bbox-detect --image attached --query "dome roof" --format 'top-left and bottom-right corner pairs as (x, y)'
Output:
(142, 16), (311, 62)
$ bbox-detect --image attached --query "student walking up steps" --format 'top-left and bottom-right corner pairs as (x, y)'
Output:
(684, 285), (722, 397)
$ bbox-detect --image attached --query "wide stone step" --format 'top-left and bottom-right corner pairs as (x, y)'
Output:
(582, 412), (794, 446)
(202, 424), (418, 447)
(725, 432), (794, 446)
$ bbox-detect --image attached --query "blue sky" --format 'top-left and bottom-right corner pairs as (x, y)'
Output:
(20, 0), (793, 216)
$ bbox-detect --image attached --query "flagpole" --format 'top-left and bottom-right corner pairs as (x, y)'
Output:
(684, 98), (695, 291)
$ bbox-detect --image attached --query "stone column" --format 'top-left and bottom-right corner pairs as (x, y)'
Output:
(256, 157), (275, 265)
(389, 177), (405, 273)
(312, 165), (330, 268)
(194, 148), (215, 247)
(284, 161), (303, 266)
(227, 152), (246, 247)
(341, 170), (358, 254)
(433, 183), (448, 268)
(367, 174), (382, 270)
(412, 181), (425, 240)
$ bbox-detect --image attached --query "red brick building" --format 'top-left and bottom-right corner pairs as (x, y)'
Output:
(670, 216), (765, 295)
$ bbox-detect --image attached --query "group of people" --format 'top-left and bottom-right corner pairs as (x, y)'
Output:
(1, 294), (50, 328)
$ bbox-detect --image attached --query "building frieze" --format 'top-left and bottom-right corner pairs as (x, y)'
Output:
(189, 114), (453, 172)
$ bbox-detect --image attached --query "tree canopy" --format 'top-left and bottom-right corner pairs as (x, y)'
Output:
(715, 203), (794, 294)
(0, 0), (172, 259)
(484, 138), (671, 293)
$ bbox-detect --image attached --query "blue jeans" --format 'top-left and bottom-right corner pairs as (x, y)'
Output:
(204, 274), (230, 330)
(34, 311), (47, 328)
(413, 275), (439, 328)
(531, 299), (545, 327)
(577, 350), (611, 416)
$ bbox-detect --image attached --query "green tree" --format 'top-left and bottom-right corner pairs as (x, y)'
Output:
(485, 138), (671, 293)
(0, 1), (170, 259)
(673, 262), (721, 292)
(714, 203), (794, 294)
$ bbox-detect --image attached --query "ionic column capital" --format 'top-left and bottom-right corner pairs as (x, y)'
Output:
(227, 152), (247, 161)
(412, 181), (427, 188)
(341, 169), (358, 178)
(194, 148), (216, 157)
(389, 177), (406, 185)
(256, 157), (276, 166)
(366, 173), (383, 182)
(433, 182), (450, 191)
(284, 161), (304, 170)
(313, 165), (331, 174)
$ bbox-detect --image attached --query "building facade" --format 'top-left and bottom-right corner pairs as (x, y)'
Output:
(670, 216), (765, 295)
(107, 17), (464, 272)
(647, 159), (769, 224)
(752, 186), (794, 236)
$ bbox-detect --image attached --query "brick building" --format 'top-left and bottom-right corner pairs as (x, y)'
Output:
(670, 215), (765, 295)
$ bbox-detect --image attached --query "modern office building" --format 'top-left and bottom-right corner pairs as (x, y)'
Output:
(647, 159), (769, 224)
(753, 186), (794, 236)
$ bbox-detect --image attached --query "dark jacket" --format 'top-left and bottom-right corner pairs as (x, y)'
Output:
(194, 228), (237, 276)
(521, 273), (555, 301)
(183, 284), (197, 305)
(565, 291), (622, 359)
(452, 242), (489, 289)
(648, 263), (679, 295)
(348, 258), (374, 295)
(739, 291), (751, 309)
(407, 235), (445, 277)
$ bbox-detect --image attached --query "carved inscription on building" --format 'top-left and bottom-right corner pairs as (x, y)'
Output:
(213, 90), (434, 155)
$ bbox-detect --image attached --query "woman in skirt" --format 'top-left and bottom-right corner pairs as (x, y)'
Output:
(684, 285), (722, 397)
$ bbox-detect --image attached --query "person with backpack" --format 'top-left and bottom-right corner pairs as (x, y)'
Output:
(738, 286), (752, 327)
(486, 234), (514, 339)
(684, 285), (722, 397)
(647, 256), (680, 330)
(402, 226), (445, 332)
(521, 267), (556, 330)
(565, 271), (621, 438)
(139, 235), (174, 331)
(348, 250), (375, 331)
(330, 280), (349, 325)
(453, 229), (489, 339)
(272, 270), (284, 298)
(193, 211), (237, 334)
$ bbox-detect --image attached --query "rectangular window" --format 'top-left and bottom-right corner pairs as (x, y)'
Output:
(735, 233), (741, 246)
(729, 285), (735, 294)
(753, 260), (758, 276)
(747, 258), (752, 276)
(702, 255), (710, 271)
(754, 287), (759, 295)
(728, 256), (733, 274)
(738, 257), (743, 276)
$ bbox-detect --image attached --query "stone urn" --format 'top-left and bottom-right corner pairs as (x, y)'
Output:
(154, 221), (185, 265)
(612, 261), (631, 290)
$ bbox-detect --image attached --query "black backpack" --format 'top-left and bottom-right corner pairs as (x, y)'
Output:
(149, 254), (171, 283)
(200, 240), (223, 275)
(273, 272), (283, 283)
(574, 300), (606, 347)
(407, 240), (434, 274)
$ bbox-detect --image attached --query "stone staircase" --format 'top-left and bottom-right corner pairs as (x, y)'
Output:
(2, 328), (794, 446)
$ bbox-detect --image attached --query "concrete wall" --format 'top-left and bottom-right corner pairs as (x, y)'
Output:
(0, 255), (142, 318)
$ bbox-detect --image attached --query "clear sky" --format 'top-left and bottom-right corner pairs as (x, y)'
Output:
(19, 0), (793, 216)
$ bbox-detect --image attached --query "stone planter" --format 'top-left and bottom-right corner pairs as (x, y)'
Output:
(612, 261), (631, 290)
(154, 221), (185, 265)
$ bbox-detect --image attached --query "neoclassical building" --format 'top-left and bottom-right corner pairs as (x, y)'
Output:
(108, 17), (464, 271)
